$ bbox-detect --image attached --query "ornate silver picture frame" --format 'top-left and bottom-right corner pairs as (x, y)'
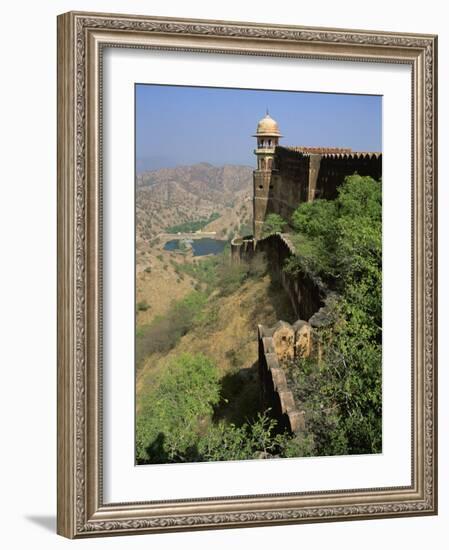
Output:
(57, 11), (437, 538)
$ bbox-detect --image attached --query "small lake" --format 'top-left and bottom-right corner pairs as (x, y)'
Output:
(164, 238), (227, 257)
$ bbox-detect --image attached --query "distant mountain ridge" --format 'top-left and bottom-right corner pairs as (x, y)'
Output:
(136, 163), (253, 246)
(137, 162), (252, 193)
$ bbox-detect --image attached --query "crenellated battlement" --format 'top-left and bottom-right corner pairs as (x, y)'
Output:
(284, 145), (381, 158)
(257, 303), (336, 434)
(257, 322), (307, 434)
(252, 143), (382, 238)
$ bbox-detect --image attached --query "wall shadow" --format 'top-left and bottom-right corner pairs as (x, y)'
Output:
(266, 277), (296, 323)
(212, 361), (263, 427)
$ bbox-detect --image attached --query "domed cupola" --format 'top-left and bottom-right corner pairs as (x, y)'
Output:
(254, 112), (282, 138)
(252, 111), (282, 170)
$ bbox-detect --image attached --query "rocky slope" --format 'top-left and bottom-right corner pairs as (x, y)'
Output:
(136, 163), (253, 246)
(135, 163), (254, 325)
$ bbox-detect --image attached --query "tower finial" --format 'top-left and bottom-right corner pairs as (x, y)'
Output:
(266, 107), (269, 116)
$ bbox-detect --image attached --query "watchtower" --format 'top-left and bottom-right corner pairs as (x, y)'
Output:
(252, 112), (282, 239)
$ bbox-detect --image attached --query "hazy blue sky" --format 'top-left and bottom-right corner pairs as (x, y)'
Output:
(136, 84), (382, 173)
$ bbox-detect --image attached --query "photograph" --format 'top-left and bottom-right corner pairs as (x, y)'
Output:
(55, 10), (437, 538)
(134, 84), (383, 465)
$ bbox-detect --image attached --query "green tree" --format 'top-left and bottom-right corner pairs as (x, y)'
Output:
(261, 213), (287, 238)
(136, 353), (303, 464)
(197, 412), (312, 461)
(288, 174), (381, 287)
(136, 353), (220, 463)
(286, 174), (382, 455)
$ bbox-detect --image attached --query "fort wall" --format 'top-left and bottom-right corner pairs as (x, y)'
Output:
(253, 146), (382, 236)
(269, 148), (310, 222)
(313, 151), (382, 200)
(232, 232), (334, 435)
(258, 323), (305, 434)
(257, 304), (335, 435)
(256, 233), (325, 320)
(231, 233), (325, 320)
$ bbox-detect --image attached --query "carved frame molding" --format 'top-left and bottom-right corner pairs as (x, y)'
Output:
(57, 11), (437, 538)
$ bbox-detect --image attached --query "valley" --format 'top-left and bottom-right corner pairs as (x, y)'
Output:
(135, 162), (253, 325)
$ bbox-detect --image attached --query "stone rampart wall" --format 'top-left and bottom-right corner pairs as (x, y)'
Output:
(313, 152), (382, 200)
(231, 232), (333, 435)
(231, 233), (325, 320)
(258, 324), (306, 434)
(252, 146), (382, 236)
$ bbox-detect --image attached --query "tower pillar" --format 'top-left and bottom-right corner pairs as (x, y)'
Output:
(252, 112), (282, 239)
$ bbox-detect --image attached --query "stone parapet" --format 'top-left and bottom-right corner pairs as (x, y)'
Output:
(234, 232), (325, 320)
(230, 235), (256, 264)
(258, 324), (306, 434)
(251, 145), (382, 232)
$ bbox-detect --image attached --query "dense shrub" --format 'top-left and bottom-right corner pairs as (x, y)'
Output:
(285, 174), (382, 455)
(136, 352), (306, 464)
(136, 353), (220, 463)
(287, 174), (381, 286)
(261, 213), (287, 238)
(176, 256), (220, 290)
(197, 413), (311, 462)
(176, 251), (268, 297)
(136, 291), (207, 367)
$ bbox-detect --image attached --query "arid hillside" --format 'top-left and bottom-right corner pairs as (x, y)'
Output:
(135, 163), (254, 325)
(136, 162), (253, 246)
(137, 269), (295, 425)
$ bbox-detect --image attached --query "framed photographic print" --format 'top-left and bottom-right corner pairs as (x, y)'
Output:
(57, 11), (438, 538)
